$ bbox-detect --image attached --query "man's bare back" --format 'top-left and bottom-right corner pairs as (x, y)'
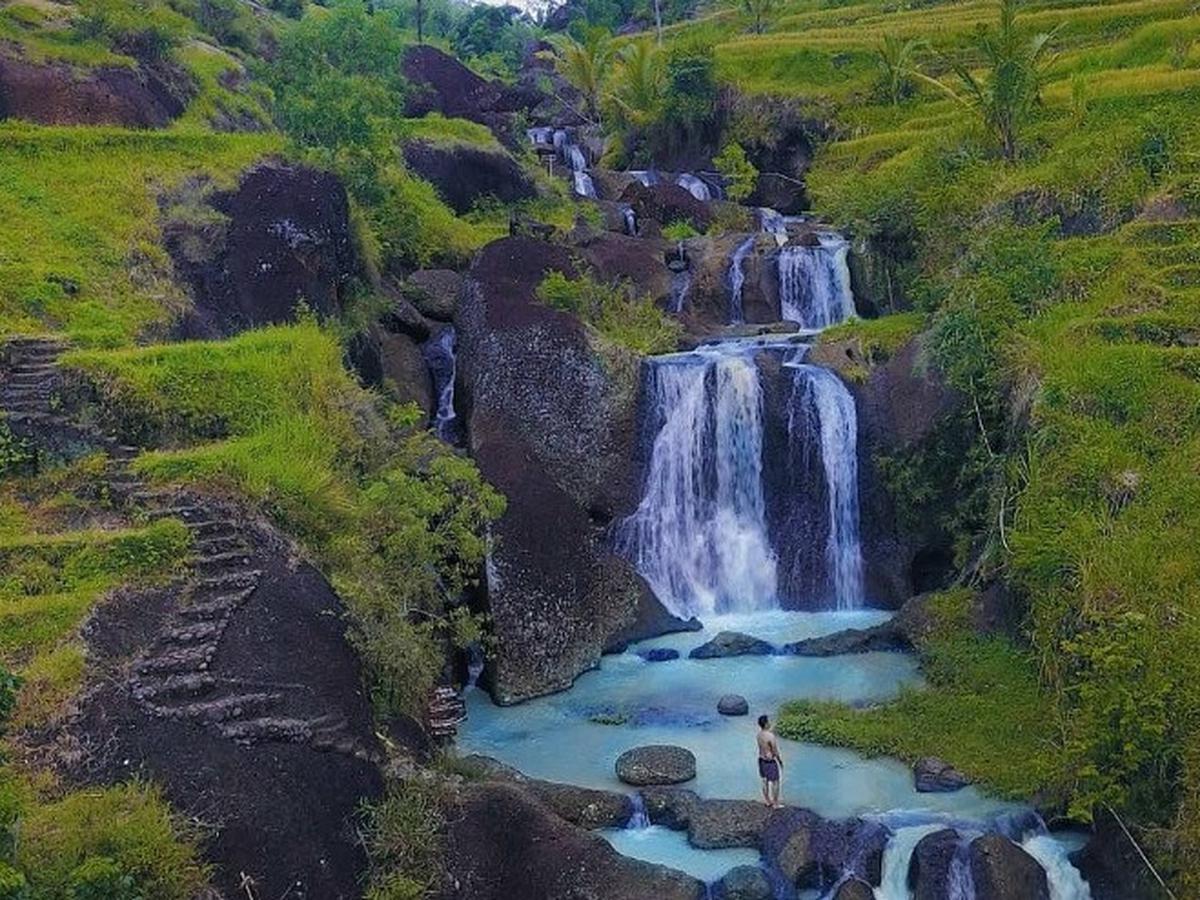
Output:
(756, 728), (779, 761)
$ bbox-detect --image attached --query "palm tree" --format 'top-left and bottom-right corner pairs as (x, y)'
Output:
(549, 27), (616, 127)
(876, 34), (925, 105)
(923, 0), (1059, 161)
(608, 39), (665, 129)
(743, 0), (774, 35)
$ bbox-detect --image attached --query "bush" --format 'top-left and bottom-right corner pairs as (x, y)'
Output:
(362, 780), (445, 898)
(67, 857), (141, 900)
(536, 271), (681, 355)
(0, 864), (27, 900)
(712, 142), (758, 202)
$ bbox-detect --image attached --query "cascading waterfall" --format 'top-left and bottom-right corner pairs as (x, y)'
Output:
(669, 269), (692, 314)
(620, 204), (637, 235)
(676, 173), (712, 201)
(615, 347), (778, 619)
(423, 326), (461, 444)
(726, 236), (756, 325)
(787, 363), (864, 609)
(778, 232), (855, 328)
(625, 794), (650, 829)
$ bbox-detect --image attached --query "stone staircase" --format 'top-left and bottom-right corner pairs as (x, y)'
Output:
(1, 335), (376, 763)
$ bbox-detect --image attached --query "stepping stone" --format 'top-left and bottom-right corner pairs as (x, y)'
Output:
(616, 745), (696, 786)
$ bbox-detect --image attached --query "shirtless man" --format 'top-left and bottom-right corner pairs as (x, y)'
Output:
(756, 714), (784, 808)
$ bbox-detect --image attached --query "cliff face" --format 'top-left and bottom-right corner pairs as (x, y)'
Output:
(456, 237), (692, 704)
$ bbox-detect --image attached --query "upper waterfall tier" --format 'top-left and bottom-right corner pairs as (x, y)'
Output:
(778, 232), (856, 329)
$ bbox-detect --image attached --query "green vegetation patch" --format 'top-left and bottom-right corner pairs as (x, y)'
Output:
(399, 114), (502, 151)
(0, 124), (279, 346)
(778, 591), (1062, 801)
(536, 270), (682, 355)
(819, 311), (924, 365)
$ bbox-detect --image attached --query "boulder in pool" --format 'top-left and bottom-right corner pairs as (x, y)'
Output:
(688, 799), (772, 849)
(714, 865), (773, 900)
(640, 787), (699, 830)
(908, 828), (959, 900)
(763, 809), (888, 889)
(638, 647), (680, 662)
(457, 754), (633, 828)
(969, 834), (1049, 900)
(833, 879), (875, 900)
(689, 631), (775, 659)
(913, 756), (970, 793)
(615, 745), (696, 786)
(718, 694), (750, 716)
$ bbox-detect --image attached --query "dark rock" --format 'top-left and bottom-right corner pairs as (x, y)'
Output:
(833, 878), (876, 900)
(762, 808), (888, 890)
(402, 141), (535, 215)
(459, 238), (687, 703)
(459, 755), (634, 829)
(782, 623), (907, 656)
(913, 757), (971, 793)
(969, 834), (1049, 900)
(688, 799), (771, 849)
(621, 182), (712, 232)
(718, 694), (750, 716)
(378, 331), (434, 415)
(606, 598), (702, 654)
(169, 163), (358, 338)
(401, 44), (548, 128)
(714, 865), (773, 900)
(638, 647), (681, 662)
(747, 171), (808, 215)
(681, 233), (779, 332)
(689, 631), (776, 659)
(381, 291), (433, 341)
(440, 781), (705, 900)
(576, 231), (671, 306)
(641, 787), (700, 830)
(0, 52), (189, 127)
(404, 269), (463, 321)
(616, 745), (697, 786)
(908, 829), (959, 900)
(1070, 808), (1170, 900)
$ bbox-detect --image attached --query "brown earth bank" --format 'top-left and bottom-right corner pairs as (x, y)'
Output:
(456, 236), (695, 704)
(0, 50), (191, 127)
(46, 496), (384, 899)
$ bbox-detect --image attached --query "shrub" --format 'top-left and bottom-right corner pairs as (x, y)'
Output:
(536, 271), (681, 355)
(362, 780), (445, 898)
(712, 142), (758, 202)
(67, 857), (141, 900)
(0, 864), (27, 900)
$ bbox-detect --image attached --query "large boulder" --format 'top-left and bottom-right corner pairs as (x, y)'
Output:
(908, 828), (960, 900)
(575, 231), (672, 307)
(689, 631), (776, 659)
(714, 866), (773, 900)
(1070, 808), (1170, 900)
(403, 269), (464, 322)
(969, 834), (1049, 900)
(682, 233), (779, 331)
(913, 757), (971, 793)
(168, 163), (359, 338)
(641, 787), (700, 830)
(833, 879), (876, 900)
(458, 238), (692, 703)
(616, 745), (696, 786)
(402, 141), (535, 214)
(688, 799), (772, 849)
(782, 623), (907, 656)
(440, 781), (705, 900)
(762, 809), (888, 890)
(459, 755), (633, 828)
(718, 694), (750, 716)
(0, 52), (189, 127)
(621, 182), (713, 233)
(378, 331), (434, 415)
(401, 44), (504, 123)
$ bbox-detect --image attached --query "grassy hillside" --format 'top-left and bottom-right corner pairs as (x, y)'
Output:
(642, 0), (1200, 886)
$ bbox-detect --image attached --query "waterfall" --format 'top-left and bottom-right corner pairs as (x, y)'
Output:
(670, 269), (692, 314)
(787, 364), (864, 609)
(615, 347), (778, 619)
(630, 170), (659, 187)
(625, 793), (650, 829)
(676, 173), (712, 201)
(778, 233), (855, 328)
(947, 840), (978, 900)
(423, 326), (461, 444)
(877, 824), (945, 900)
(573, 170), (597, 198)
(620, 204), (637, 235)
(727, 236), (756, 325)
(1023, 835), (1094, 900)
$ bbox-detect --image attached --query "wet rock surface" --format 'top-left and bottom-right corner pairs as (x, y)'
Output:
(908, 828), (960, 900)
(832, 877), (876, 900)
(762, 808), (888, 890)
(404, 269), (463, 321)
(168, 163), (358, 338)
(459, 755), (633, 829)
(714, 865), (774, 900)
(1070, 808), (1171, 900)
(440, 781), (705, 900)
(718, 694), (750, 716)
(637, 647), (682, 662)
(641, 787), (701, 830)
(914, 756), (971, 793)
(782, 622), (907, 656)
(689, 631), (776, 659)
(621, 182), (713, 233)
(688, 799), (772, 849)
(616, 745), (697, 786)
(969, 834), (1050, 900)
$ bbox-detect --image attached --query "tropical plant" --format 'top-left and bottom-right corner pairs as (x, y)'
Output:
(924, 0), (1059, 160)
(875, 34), (925, 105)
(548, 27), (616, 126)
(608, 39), (664, 129)
(712, 142), (758, 201)
(742, 0), (773, 34)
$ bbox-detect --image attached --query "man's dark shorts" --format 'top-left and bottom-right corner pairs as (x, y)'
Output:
(758, 758), (780, 782)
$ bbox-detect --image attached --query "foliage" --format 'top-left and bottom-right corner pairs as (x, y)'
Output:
(608, 39), (665, 131)
(875, 34), (924, 105)
(548, 27), (617, 125)
(741, 0), (773, 35)
(73, 0), (191, 61)
(362, 780), (445, 899)
(712, 142), (758, 202)
(449, 3), (535, 76)
(536, 271), (681, 355)
(0, 864), (26, 900)
(67, 857), (141, 900)
(662, 220), (700, 242)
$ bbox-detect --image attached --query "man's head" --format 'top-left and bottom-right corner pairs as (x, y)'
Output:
(758, 715), (769, 729)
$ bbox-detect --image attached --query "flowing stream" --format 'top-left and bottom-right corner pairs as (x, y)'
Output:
(459, 222), (1092, 898)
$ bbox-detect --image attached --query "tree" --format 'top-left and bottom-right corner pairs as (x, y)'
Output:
(924, 0), (1059, 161)
(742, 0), (773, 35)
(548, 26), (616, 126)
(609, 39), (665, 130)
(713, 142), (758, 202)
(875, 34), (925, 106)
